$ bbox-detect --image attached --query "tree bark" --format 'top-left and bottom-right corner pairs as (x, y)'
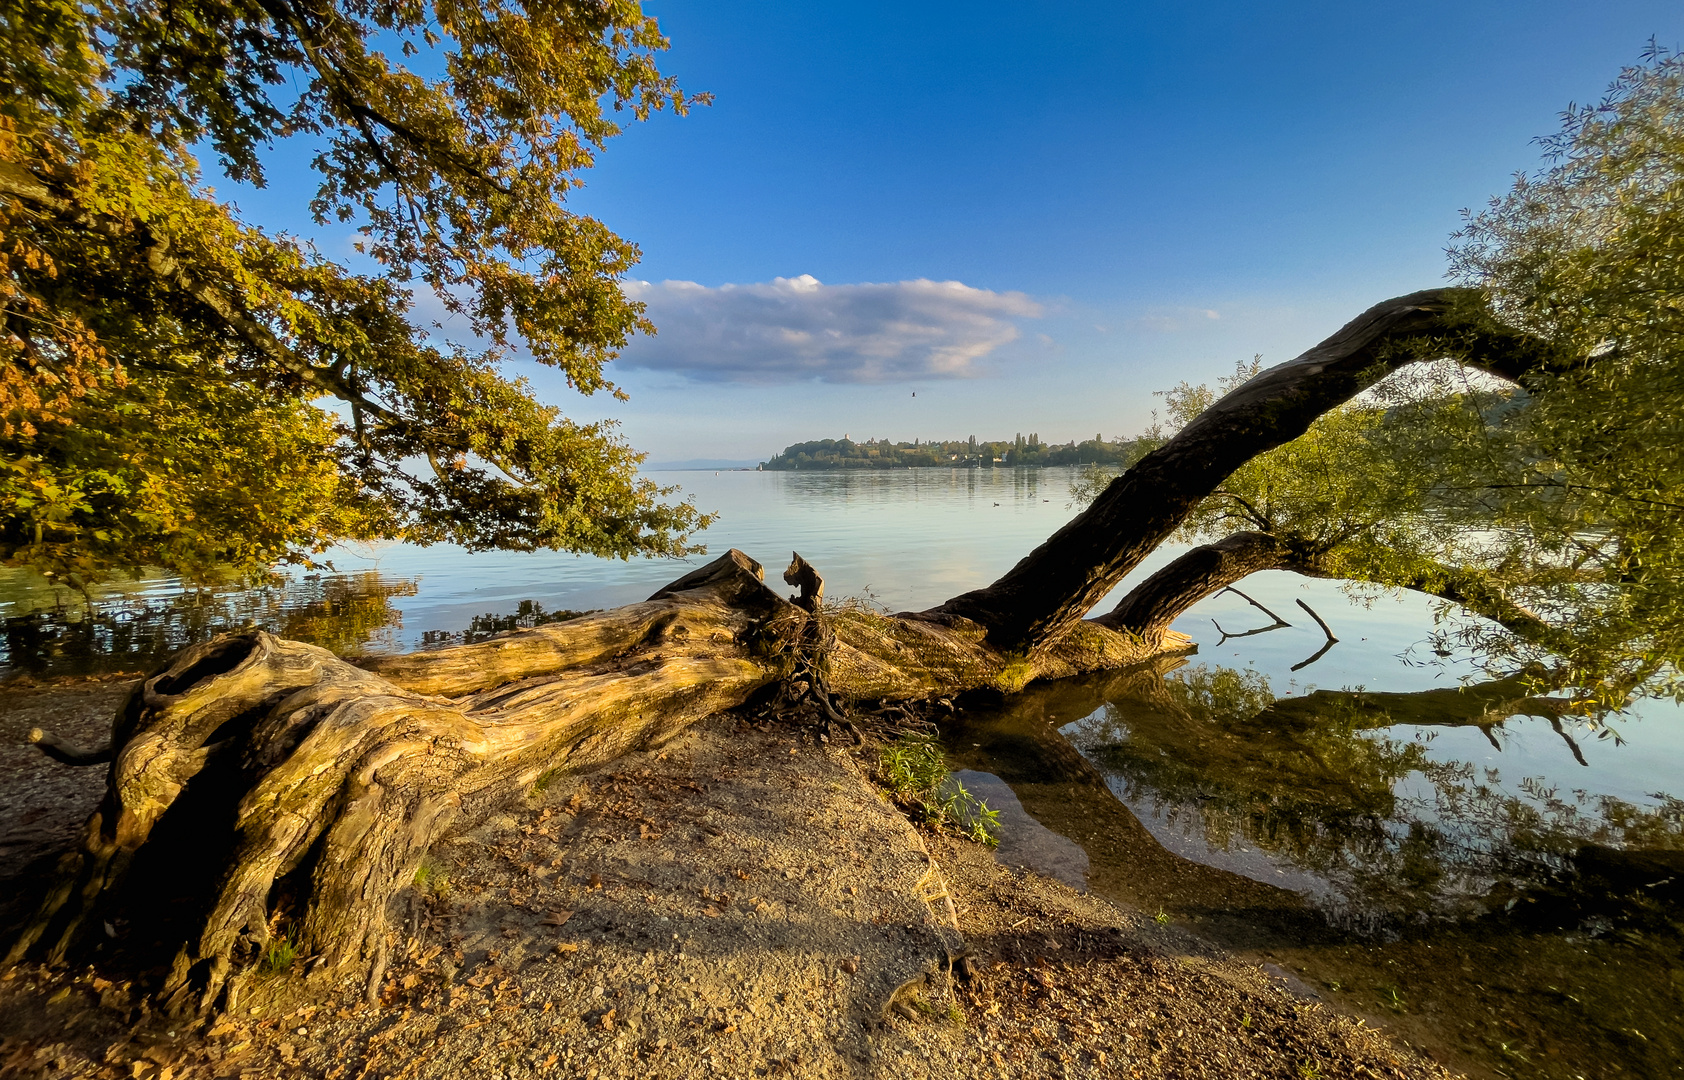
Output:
(925, 289), (1564, 650)
(1094, 532), (1296, 645)
(6, 549), (1169, 1014)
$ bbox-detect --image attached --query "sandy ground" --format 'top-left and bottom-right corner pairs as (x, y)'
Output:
(0, 680), (1460, 1080)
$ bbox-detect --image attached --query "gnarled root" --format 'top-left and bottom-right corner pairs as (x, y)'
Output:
(5, 551), (792, 1015)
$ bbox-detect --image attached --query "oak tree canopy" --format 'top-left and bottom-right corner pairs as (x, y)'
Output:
(1, 0), (711, 586)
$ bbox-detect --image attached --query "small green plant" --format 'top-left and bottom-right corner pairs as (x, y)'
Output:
(1377, 984), (1406, 1013)
(880, 734), (948, 797)
(945, 1002), (965, 1026)
(1298, 1063), (1322, 1080)
(878, 735), (1001, 846)
(960, 797), (1003, 848)
(260, 935), (298, 976)
(1154, 908), (1171, 926)
(414, 859), (451, 900)
(1240, 1013), (1253, 1029)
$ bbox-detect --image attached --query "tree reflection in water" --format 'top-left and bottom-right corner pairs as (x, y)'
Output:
(1062, 663), (1684, 922)
(0, 572), (418, 677)
(945, 661), (1684, 1080)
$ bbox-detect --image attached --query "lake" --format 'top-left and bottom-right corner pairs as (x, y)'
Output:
(3, 466), (1681, 1078)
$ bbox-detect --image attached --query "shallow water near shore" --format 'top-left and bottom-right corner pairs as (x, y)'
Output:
(3, 466), (1681, 1078)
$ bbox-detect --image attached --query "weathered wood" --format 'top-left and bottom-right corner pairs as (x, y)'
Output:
(783, 551), (824, 612)
(6, 551), (794, 1011)
(356, 549), (783, 696)
(6, 546), (1184, 1011)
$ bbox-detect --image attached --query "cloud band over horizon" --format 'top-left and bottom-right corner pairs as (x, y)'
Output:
(617, 275), (1043, 384)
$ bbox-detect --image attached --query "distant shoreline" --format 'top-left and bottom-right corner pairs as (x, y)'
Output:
(753, 461), (1115, 472)
(646, 462), (1119, 473)
(759, 435), (1147, 473)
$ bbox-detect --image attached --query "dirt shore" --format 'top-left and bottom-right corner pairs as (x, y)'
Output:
(0, 679), (1459, 1079)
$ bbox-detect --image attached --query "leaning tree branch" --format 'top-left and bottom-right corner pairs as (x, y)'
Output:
(254, 0), (515, 198)
(1094, 532), (1299, 644)
(927, 289), (1570, 650)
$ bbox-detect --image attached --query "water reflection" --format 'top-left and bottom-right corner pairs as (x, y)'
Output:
(0, 572), (417, 677)
(1071, 664), (1684, 923)
(951, 769), (1090, 892)
(416, 600), (594, 650)
(947, 662), (1684, 1080)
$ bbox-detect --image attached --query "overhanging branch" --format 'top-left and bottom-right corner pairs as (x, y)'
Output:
(928, 289), (1572, 649)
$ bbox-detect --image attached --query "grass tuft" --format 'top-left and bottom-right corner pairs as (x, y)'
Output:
(878, 734), (1001, 847)
(260, 935), (297, 977)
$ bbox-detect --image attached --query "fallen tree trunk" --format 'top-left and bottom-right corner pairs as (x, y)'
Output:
(5, 549), (1171, 1015)
(5, 552), (790, 1013)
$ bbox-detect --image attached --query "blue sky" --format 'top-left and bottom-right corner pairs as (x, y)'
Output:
(225, 1), (1684, 463)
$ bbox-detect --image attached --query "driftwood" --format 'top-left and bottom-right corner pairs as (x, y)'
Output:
(7, 290), (1587, 1013)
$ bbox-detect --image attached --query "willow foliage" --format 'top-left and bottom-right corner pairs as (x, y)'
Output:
(0, 0), (711, 585)
(1081, 50), (1684, 708)
(1443, 46), (1684, 705)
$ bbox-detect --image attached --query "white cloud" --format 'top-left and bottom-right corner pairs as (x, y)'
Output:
(617, 275), (1043, 384)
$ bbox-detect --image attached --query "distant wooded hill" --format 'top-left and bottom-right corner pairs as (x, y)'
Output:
(759, 434), (1151, 470)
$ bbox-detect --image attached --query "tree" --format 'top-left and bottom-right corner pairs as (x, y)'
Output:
(13, 51), (1684, 1018)
(1087, 48), (1684, 713)
(1, 0), (711, 587)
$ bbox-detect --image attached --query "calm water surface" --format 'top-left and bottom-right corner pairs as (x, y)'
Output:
(3, 467), (1680, 1078)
